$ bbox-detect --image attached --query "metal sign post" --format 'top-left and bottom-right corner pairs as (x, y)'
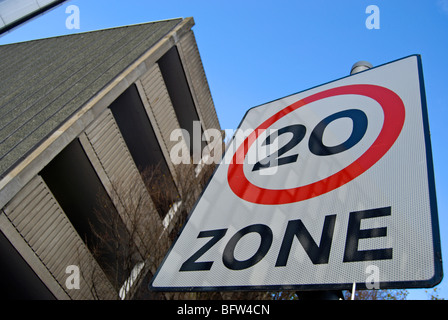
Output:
(150, 55), (442, 294)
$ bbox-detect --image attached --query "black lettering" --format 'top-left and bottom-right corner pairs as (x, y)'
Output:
(343, 207), (393, 262)
(253, 124), (306, 171)
(275, 214), (336, 266)
(180, 229), (227, 271)
(309, 109), (368, 156)
(223, 224), (273, 270)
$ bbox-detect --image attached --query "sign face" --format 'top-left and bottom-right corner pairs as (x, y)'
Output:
(150, 55), (442, 292)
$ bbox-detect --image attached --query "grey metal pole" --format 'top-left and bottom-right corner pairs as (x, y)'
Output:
(296, 290), (344, 300)
(295, 61), (373, 301)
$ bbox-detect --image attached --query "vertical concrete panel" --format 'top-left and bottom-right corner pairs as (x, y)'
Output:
(83, 109), (167, 264)
(177, 31), (221, 132)
(2, 175), (116, 299)
(139, 64), (183, 180)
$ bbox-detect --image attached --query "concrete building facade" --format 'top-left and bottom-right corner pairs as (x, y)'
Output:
(0, 17), (220, 299)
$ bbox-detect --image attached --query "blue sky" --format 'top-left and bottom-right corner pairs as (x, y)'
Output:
(1, 0), (447, 300)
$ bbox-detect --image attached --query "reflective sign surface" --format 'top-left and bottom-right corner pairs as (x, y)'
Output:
(150, 55), (442, 292)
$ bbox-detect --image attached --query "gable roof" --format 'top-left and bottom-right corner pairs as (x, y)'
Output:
(0, 18), (183, 179)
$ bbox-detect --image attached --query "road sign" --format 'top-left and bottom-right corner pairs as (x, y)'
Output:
(150, 55), (442, 292)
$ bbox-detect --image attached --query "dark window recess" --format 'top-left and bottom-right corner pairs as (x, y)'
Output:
(109, 84), (179, 218)
(0, 230), (55, 300)
(158, 46), (207, 157)
(40, 139), (133, 289)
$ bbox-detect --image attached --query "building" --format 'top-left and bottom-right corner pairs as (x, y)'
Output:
(0, 17), (221, 299)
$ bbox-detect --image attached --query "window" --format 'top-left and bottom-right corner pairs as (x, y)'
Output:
(109, 84), (179, 218)
(158, 46), (207, 157)
(0, 230), (55, 299)
(40, 139), (131, 288)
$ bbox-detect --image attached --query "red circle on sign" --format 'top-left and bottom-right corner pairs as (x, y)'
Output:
(227, 84), (405, 205)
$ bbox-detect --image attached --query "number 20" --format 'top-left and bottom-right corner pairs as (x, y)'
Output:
(252, 109), (368, 171)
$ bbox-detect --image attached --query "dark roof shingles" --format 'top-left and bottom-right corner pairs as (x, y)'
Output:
(0, 18), (182, 177)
